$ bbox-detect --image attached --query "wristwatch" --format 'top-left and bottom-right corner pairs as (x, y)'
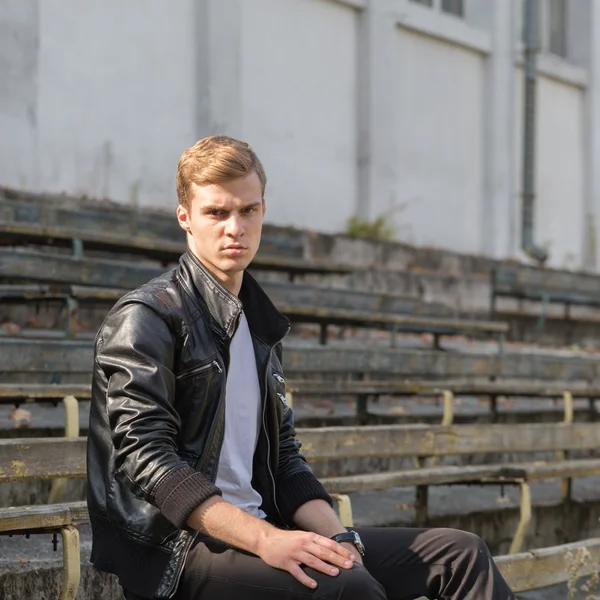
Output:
(330, 530), (366, 557)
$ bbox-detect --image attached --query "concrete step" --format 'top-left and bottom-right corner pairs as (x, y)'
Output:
(2, 478), (600, 600)
(1, 392), (597, 439)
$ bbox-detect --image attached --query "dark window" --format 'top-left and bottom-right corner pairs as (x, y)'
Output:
(520, 0), (567, 58)
(520, 0), (542, 47)
(442, 0), (464, 17)
(548, 0), (567, 57)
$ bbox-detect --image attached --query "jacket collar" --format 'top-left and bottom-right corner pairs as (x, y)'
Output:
(179, 250), (290, 347)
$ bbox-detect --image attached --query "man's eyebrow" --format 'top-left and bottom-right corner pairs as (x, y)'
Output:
(201, 204), (227, 212)
(202, 201), (262, 212)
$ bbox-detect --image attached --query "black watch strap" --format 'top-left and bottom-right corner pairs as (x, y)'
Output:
(330, 531), (366, 556)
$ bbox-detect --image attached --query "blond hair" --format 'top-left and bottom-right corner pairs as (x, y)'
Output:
(176, 136), (267, 210)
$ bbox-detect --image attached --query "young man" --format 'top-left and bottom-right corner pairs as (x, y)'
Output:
(87, 136), (515, 600)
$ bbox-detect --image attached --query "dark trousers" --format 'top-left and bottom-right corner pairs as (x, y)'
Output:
(124, 527), (516, 600)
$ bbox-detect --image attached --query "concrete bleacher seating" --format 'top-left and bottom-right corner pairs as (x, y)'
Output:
(0, 187), (351, 284)
(2, 336), (600, 431)
(5, 337), (600, 384)
(4, 377), (595, 426)
(301, 420), (600, 549)
(0, 185), (304, 260)
(492, 264), (600, 317)
(0, 438), (86, 599)
(0, 246), (506, 346)
(2, 430), (600, 599)
(3, 536), (599, 599)
(3, 191), (600, 597)
(0, 189), (511, 347)
(492, 264), (600, 349)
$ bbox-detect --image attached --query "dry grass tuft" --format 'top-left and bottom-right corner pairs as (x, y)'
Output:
(566, 547), (600, 600)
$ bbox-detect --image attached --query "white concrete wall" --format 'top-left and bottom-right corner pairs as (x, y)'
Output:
(1, 0), (598, 270)
(535, 75), (585, 270)
(0, 0), (39, 190)
(1, 0), (197, 209)
(240, 0), (359, 232)
(390, 26), (486, 254)
(514, 68), (586, 270)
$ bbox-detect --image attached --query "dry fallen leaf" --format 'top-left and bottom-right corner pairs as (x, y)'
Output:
(0, 321), (22, 336)
(9, 407), (32, 428)
(388, 406), (409, 415)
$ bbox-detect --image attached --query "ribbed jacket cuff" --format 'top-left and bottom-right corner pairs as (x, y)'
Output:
(153, 466), (222, 528)
(276, 470), (333, 525)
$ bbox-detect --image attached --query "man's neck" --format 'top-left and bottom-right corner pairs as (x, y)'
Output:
(191, 252), (243, 296)
(219, 273), (243, 297)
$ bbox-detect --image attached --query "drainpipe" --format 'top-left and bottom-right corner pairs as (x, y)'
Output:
(521, 0), (548, 263)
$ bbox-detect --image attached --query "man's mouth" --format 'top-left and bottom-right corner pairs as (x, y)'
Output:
(222, 245), (247, 255)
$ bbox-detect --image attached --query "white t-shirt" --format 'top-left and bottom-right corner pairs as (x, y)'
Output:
(215, 311), (266, 518)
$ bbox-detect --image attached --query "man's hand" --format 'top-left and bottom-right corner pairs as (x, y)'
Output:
(257, 528), (356, 589)
(291, 499), (365, 570)
(188, 497), (362, 589)
(339, 541), (364, 566)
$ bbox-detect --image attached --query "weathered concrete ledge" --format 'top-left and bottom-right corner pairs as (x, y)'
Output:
(282, 343), (600, 382)
(0, 560), (121, 600)
(3, 337), (600, 383)
(2, 490), (599, 600)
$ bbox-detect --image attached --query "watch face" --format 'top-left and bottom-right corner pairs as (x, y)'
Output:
(351, 531), (366, 556)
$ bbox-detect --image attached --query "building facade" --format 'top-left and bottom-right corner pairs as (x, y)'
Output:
(1, 0), (598, 270)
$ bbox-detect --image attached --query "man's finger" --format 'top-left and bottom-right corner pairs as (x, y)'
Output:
(310, 542), (354, 569)
(299, 551), (340, 577)
(313, 535), (353, 554)
(288, 564), (317, 589)
(312, 536), (355, 562)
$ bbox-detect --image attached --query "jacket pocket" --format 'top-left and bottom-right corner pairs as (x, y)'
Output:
(176, 357), (222, 381)
(175, 359), (223, 452)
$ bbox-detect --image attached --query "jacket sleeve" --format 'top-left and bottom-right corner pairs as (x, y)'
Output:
(272, 345), (332, 524)
(94, 299), (221, 529)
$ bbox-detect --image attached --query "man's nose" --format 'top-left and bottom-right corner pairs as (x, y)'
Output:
(225, 214), (244, 237)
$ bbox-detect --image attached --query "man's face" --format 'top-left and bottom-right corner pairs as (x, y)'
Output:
(176, 171), (265, 294)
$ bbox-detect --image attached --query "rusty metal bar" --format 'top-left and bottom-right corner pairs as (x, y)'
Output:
(415, 485), (429, 526)
(441, 390), (455, 426)
(559, 391), (574, 501)
(59, 525), (81, 600)
(509, 482), (532, 554)
(49, 396), (80, 504)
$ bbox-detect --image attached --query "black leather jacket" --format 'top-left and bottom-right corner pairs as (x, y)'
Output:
(86, 251), (331, 598)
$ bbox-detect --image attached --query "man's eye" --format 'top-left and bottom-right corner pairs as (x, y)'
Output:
(243, 206), (256, 214)
(210, 210), (224, 216)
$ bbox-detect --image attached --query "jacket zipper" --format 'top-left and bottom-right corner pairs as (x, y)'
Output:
(176, 359), (222, 381)
(198, 359), (227, 479)
(273, 372), (287, 404)
(262, 347), (287, 526)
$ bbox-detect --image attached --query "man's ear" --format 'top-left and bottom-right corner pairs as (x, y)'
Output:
(262, 198), (266, 217)
(176, 204), (192, 234)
